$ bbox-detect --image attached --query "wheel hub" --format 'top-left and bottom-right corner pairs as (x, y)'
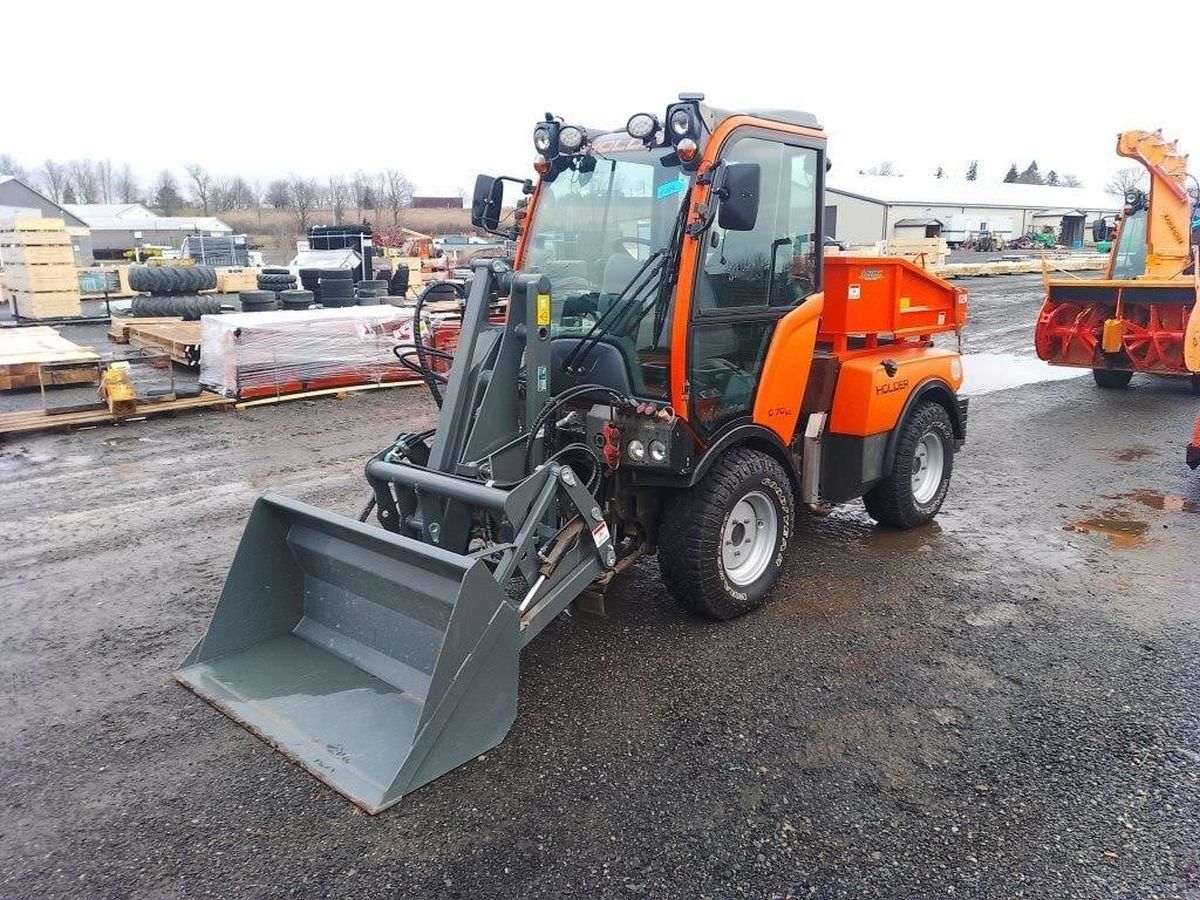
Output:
(721, 491), (778, 587)
(910, 431), (945, 505)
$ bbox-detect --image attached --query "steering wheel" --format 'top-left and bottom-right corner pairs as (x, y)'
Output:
(612, 236), (653, 254)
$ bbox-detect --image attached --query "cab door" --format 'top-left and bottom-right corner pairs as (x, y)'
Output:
(687, 132), (824, 439)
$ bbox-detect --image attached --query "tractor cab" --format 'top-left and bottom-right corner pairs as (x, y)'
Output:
(472, 96), (825, 432)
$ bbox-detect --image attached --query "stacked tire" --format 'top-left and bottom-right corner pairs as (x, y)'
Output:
(239, 290), (279, 312)
(128, 265), (218, 295)
(130, 295), (223, 320)
(279, 289), (315, 311)
(356, 279), (388, 305)
(315, 268), (354, 307)
(257, 267), (297, 294)
(299, 266), (354, 305)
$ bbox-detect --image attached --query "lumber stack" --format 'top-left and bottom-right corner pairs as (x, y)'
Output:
(128, 321), (203, 367)
(0, 326), (99, 391)
(0, 219), (83, 318)
(885, 237), (949, 269)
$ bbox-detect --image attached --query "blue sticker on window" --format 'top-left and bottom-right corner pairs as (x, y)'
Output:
(656, 178), (686, 200)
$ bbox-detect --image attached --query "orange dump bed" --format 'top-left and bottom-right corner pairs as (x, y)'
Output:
(820, 256), (967, 350)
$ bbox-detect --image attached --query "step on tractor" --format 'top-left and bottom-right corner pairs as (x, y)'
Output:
(1035, 129), (1200, 392)
(176, 94), (969, 813)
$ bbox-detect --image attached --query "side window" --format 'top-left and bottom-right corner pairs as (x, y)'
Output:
(695, 138), (820, 314)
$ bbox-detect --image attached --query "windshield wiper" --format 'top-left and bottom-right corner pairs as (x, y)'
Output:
(560, 248), (667, 375)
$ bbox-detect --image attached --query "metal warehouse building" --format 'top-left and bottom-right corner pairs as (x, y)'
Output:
(0, 175), (94, 263)
(826, 175), (1120, 249)
(66, 203), (233, 259)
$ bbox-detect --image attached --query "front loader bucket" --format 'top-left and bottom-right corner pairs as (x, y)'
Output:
(174, 492), (520, 813)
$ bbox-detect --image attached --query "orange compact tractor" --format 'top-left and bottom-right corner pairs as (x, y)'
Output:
(1035, 129), (1200, 391)
(178, 94), (968, 812)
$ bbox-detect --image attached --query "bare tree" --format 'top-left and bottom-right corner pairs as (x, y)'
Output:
(185, 163), (213, 214)
(328, 176), (350, 225)
(115, 163), (139, 203)
(372, 172), (387, 222)
(384, 169), (413, 225)
(865, 161), (895, 176)
(0, 154), (27, 180)
(1105, 167), (1145, 197)
(250, 178), (264, 225)
(1060, 173), (1082, 188)
(287, 175), (320, 233)
(40, 160), (68, 202)
(67, 159), (100, 203)
(96, 159), (114, 203)
(265, 178), (290, 209)
(351, 171), (371, 219)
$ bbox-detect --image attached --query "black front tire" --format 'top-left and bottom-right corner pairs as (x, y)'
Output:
(658, 448), (794, 620)
(863, 401), (955, 529)
(1093, 368), (1133, 389)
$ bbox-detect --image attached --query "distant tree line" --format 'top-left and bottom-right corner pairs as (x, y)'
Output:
(1000, 161), (1082, 187)
(856, 158), (1084, 187)
(0, 153), (418, 233)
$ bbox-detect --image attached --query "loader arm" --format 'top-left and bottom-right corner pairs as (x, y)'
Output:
(177, 259), (621, 813)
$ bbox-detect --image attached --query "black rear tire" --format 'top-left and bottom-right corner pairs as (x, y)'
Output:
(1093, 368), (1133, 389)
(863, 401), (955, 529)
(657, 448), (794, 620)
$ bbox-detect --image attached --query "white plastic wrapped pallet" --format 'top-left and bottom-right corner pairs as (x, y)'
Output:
(199, 306), (417, 399)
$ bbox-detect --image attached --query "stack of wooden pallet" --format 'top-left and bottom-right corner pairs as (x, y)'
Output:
(0, 326), (99, 391)
(0, 219), (83, 318)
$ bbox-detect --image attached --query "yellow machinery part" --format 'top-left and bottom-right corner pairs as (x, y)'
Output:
(1101, 318), (1125, 354)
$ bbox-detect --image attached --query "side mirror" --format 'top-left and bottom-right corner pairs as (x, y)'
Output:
(471, 174), (504, 231)
(717, 162), (760, 232)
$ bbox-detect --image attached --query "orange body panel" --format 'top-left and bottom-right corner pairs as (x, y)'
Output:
(828, 346), (963, 437)
(1112, 130), (1191, 280)
(820, 256), (966, 349)
(752, 293), (824, 440)
(670, 114), (827, 417)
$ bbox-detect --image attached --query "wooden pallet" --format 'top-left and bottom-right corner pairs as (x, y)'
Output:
(3, 266), (79, 292)
(127, 321), (203, 367)
(1, 219), (82, 317)
(0, 326), (100, 391)
(215, 268), (260, 294)
(9, 289), (83, 319)
(0, 392), (232, 436)
(0, 243), (75, 265)
(108, 316), (184, 344)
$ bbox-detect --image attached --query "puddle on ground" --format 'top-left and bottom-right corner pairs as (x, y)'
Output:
(1114, 446), (1156, 463)
(1068, 516), (1149, 548)
(1113, 489), (1198, 513)
(960, 352), (1087, 397)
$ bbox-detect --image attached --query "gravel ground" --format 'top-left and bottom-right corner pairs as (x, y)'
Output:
(1, 275), (1198, 899)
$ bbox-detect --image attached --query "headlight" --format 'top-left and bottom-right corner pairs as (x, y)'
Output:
(626, 113), (658, 140)
(533, 123), (557, 155)
(559, 125), (584, 153)
(669, 107), (693, 137)
(648, 439), (667, 463)
(627, 439), (646, 462)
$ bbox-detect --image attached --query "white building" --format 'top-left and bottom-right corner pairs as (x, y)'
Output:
(65, 204), (233, 258)
(826, 175), (1120, 249)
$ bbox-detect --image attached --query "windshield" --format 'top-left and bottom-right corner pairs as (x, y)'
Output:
(1111, 208), (1147, 279)
(520, 142), (689, 333)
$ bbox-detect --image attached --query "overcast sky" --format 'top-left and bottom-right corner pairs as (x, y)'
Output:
(6, 1), (1198, 196)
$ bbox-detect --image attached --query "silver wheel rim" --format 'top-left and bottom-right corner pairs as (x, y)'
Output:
(911, 431), (946, 505)
(721, 491), (778, 586)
